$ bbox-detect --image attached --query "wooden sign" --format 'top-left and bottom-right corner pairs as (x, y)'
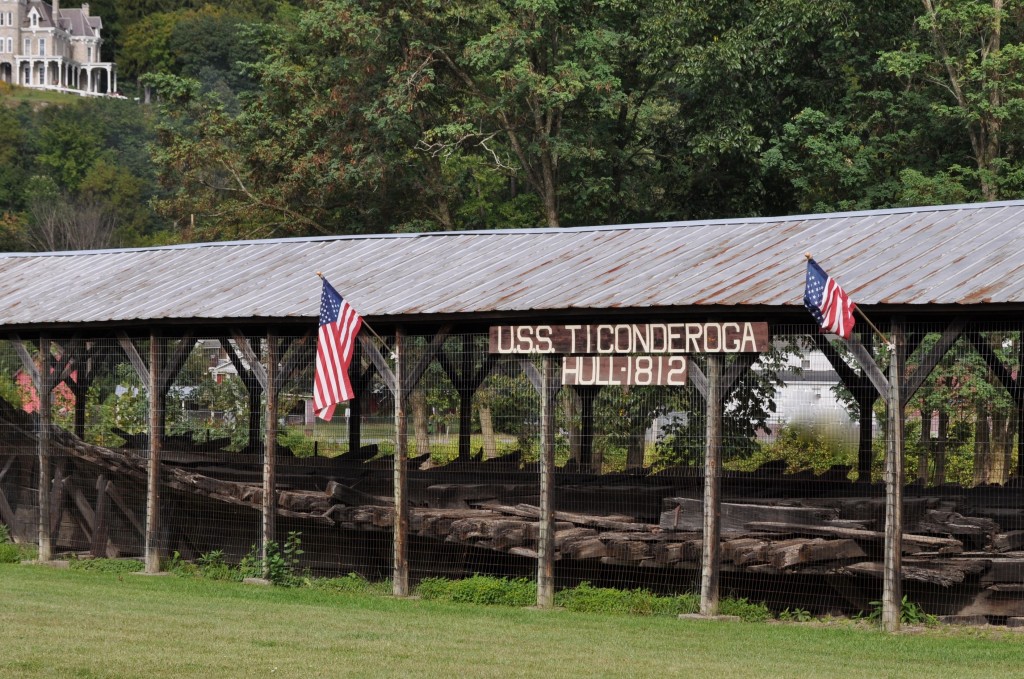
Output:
(489, 322), (768, 355)
(562, 355), (688, 386)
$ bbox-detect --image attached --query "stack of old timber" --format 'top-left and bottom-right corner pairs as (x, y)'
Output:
(3, 397), (1024, 617)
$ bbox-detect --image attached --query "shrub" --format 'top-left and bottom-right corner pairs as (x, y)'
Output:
(555, 582), (697, 616)
(0, 541), (37, 563)
(68, 558), (144, 574)
(239, 531), (305, 586)
(416, 575), (536, 607)
(719, 597), (772, 622)
(196, 549), (237, 581)
(317, 572), (391, 595)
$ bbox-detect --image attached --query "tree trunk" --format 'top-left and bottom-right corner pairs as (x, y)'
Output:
(934, 409), (948, 485)
(918, 410), (931, 485)
(479, 406), (498, 459)
(997, 409), (1015, 483)
(973, 406), (993, 485)
(625, 431), (645, 471)
(564, 389), (580, 463)
(410, 388), (431, 458)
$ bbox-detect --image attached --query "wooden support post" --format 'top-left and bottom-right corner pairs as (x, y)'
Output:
(537, 356), (557, 608)
(882, 321), (904, 632)
(1017, 331), (1024, 477)
(37, 335), (52, 562)
(91, 475), (110, 558)
(348, 339), (362, 454)
(145, 331), (163, 573)
(576, 386), (599, 470)
(393, 327), (409, 597)
(700, 353), (723, 616)
(262, 332), (277, 578)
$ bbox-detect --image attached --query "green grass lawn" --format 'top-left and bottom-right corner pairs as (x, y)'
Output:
(0, 83), (83, 107)
(2, 565), (1024, 678)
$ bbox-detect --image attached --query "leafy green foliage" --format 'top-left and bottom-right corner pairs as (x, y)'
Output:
(719, 597), (773, 622)
(727, 422), (856, 476)
(554, 582), (699, 617)
(238, 531), (305, 586)
(0, 524), (37, 563)
(414, 576), (771, 621)
(778, 607), (813, 623)
(315, 572), (392, 596)
(416, 575), (536, 607)
(68, 557), (145, 574)
(864, 596), (938, 626)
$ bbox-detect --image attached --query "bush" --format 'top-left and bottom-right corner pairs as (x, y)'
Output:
(719, 597), (772, 622)
(317, 572), (391, 595)
(0, 526), (38, 563)
(68, 557), (144, 574)
(414, 577), (769, 622)
(238, 531), (305, 586)
(196, 549), (238, 581)
(416, 575), (536, 607)
(555, 582), (698, 616)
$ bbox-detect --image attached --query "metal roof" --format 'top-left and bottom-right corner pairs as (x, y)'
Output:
(1, 200), (1023, 328)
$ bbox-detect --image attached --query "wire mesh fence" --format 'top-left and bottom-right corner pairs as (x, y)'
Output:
(0, 322), (1021, 623)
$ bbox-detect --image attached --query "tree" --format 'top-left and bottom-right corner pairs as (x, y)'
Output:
(880, 0), (1024, 200)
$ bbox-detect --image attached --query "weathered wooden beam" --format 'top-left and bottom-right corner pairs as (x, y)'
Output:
(157, 332), (196, 393)
(261, 331), (278, 579)
(842, 334), (888, 398)
(116, 332), (153, 395)
(901, 318), (966, 407)
(700, 353), (723, 616)
(145, 331), (163, 574)
(106, 480), (145, 538)
(403, 325), (451, 394)
(37, 334), (52, 561)
(49, 341), (78, 384)
(882, 320), (905, 632)
(91, 475), (111, 558)
(393, 328), (409, 597)
(689, 361), (708, 399)
(360, 335), (396, 396)
(745, 522), (962, 553)
(519, 357), (562, 396)
(964, 330), (1018, 397)
(0, 455), (14, 483)
(229, 331), (269, 392)
(10, 334), (40, 392)
(537, 355), (557, 609)
(49, 464), (66, 539)
(274, 333), (313, 392)
(0, 485), (16, 535)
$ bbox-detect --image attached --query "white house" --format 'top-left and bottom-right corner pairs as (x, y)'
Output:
(0, 0), (116, 95)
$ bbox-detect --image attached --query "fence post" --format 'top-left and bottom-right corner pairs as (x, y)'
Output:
(882, 321), (904, 632)
(537, 355), (557, 608)
(262, 332), (278, 578)
(37, 334), (52, 562)
(700, 353), (723, 616)
(145, 331), (163, 573)
(393, 327), (409, 596)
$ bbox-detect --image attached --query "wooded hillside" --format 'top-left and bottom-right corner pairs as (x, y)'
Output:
(3, 1), (1024, 247)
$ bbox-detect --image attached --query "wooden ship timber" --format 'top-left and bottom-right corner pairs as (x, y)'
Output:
(3, 398), (1023, 621)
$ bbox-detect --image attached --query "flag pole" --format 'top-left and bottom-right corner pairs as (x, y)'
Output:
(804, 253), (893, 350)
(316, 272), (394, 353)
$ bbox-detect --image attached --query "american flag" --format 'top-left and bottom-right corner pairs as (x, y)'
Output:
(804, 258), (856, 340)
(313, 278), (363, 421)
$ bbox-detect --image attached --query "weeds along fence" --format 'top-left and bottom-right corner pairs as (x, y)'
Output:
(0, 323), (1021, 625)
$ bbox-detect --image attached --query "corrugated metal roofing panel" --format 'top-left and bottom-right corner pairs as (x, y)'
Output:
(2, 200), (1024, 328)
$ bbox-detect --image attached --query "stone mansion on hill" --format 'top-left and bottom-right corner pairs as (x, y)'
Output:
(0, 0), (116, 95)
